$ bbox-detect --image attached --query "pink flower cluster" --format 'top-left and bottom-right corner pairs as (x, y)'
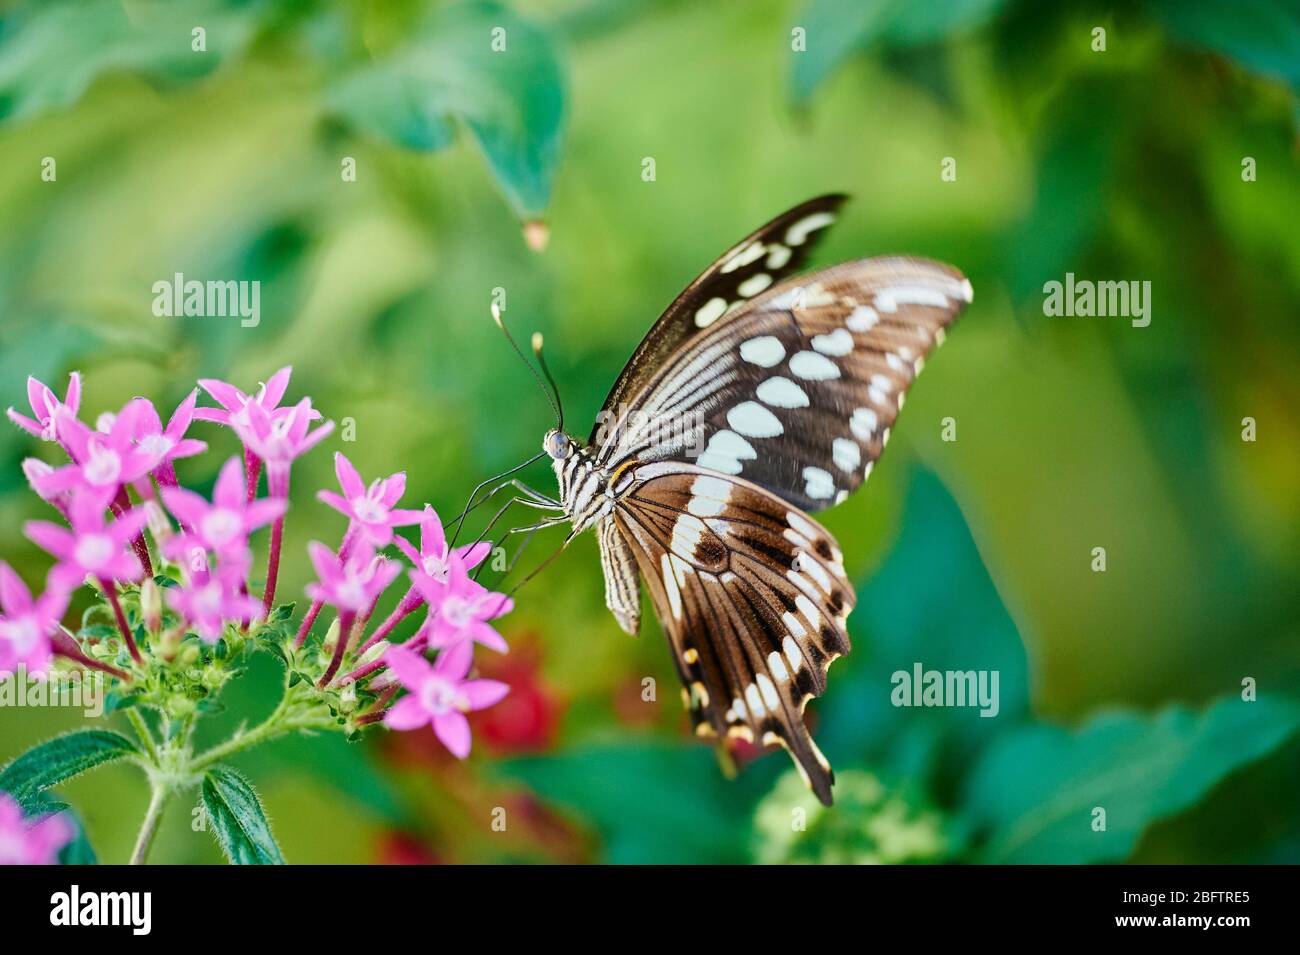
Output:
(304, 453), (512, 758)
(3, 369), (513, 761)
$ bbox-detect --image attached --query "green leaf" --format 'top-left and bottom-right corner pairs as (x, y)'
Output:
(1150, 0), (1300, 89)
(0, 730), (139, 805)
(0, 0), (262, 123)
(790, 0), (1009, 102)
(25, 793), (97, 865)
(201, 766), (286, 864)
(499, 743), (761, 863)
(961, 696), (1300, 863)
(817, 469), (1029, 782)
(328, 0), (566, 216)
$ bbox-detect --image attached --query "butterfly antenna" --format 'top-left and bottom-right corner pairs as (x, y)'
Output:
(492, 303), (560, 427)
(531, 332), (564, 432)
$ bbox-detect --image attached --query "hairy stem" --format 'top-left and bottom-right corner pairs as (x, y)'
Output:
(129, 782), (170, 865)
(124, 708), (157, 764)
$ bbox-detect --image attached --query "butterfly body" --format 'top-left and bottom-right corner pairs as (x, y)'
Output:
(541, 196), (972, 804)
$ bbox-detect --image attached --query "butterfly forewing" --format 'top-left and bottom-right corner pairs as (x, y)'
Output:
(591, 194), (848, 444)
(611, 462), (855, 805)
(596, 257), (971, 512)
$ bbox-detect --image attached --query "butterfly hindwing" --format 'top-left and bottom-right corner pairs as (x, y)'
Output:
(597, 516), (641, 635)
(591, 194), (848, 444)
(609, 461), (855, 805)
(595, 257), (971, 512)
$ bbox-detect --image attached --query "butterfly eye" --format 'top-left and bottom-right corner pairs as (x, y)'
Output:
(545, 431), (569, 460)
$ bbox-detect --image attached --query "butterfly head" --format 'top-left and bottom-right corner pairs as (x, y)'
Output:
(543, 429), (575, 461)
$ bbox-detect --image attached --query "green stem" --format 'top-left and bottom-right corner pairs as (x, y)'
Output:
(190, 683), (330, 773)
(124, 708), (158, 764)
(129, 782), (170, 865)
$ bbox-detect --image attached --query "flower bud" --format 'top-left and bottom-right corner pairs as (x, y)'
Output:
(321, 618), (341, 656)
(144, 500), (173, 550)
(159, 626), (183, 662)
(140, 578), (162, 632)
(358, 640), (390, 667)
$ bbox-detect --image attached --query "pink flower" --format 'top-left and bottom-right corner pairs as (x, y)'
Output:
(160, 457), (285, 558)
(0, 563), (68, 676)
(410, 554), (511, 653)
(305, 541), (402, 614)
(35, 399), (157, 497)
(165, 559), (260, 643)
(24, 488), (147, 587)
(394, 505), (490, 586)
(0, 794), (73, 865)
(383, 642), (509, 757)
(21, 458), (67, 514)
(134, 390), (207, 474)
(6, 372), (81, 442)
(317, 453), (424, 548)
(232, 399), (333, 492)
(195, 367), (318, 431)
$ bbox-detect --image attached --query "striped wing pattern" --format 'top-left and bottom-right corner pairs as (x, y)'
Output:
(597, 515), (641, 636)
(611, 462), (855, 805)
(591, 194), (847, 444)
(596, 257), (972, 512)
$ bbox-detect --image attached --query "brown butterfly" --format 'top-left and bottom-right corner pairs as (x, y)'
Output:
(509, 196), (970, 804)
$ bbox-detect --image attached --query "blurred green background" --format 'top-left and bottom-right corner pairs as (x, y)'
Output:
(2, 0), (1299, 863)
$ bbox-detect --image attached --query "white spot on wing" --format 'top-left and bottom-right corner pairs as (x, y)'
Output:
(696, 429), (756, 475)
(768, 652), (789, 683)
(694, 297), (728, 327)
(795, 594), (822, 631)
(783, 636), (803, 671)
(832, 438), (861, 472)
(739, 336), (786, 368)
(765, 244), (792, 269)
(784, 211), (835, 246)
(670, 514), (708, 558)
(789, 351), (841, 381)
(720, 241), (765, 274)
(782, 610), (807, 638)
(660, 553), (682, 620)
(687, 475), (732, 516)
(846, 305), (879, 331)
(851, 407), (878, 440)
(737, 272), (772, 297)
(755, 376), (809, 409)
(876, 286), (949, 313)
(726, 401), (784, 438)
(812, 328), (854, 356)
(802, 466), (836, 500)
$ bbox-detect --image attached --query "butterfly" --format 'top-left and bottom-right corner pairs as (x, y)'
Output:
(511, 195), (970, 805)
